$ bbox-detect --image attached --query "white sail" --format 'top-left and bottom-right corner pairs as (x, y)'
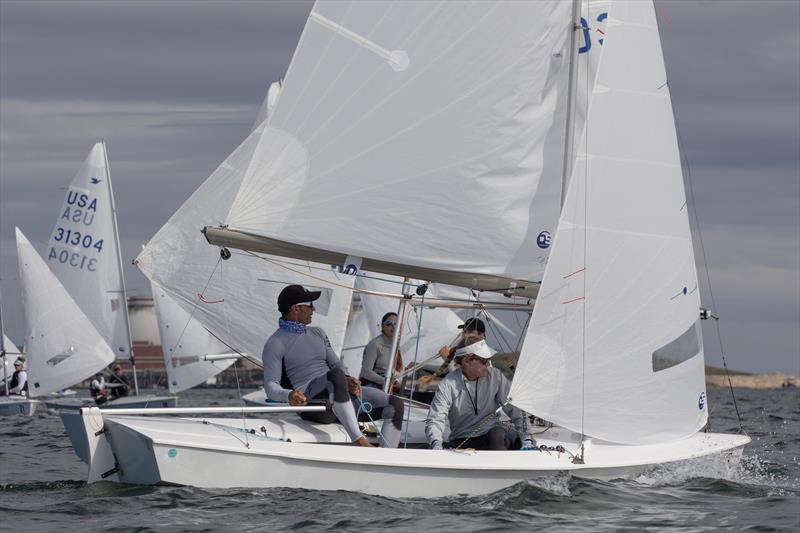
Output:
(225, 1), (572, 289)
(341, 305), (371, 375)
(46, 142), (132, 358)
(16, 228), (116, 397)
(136, 124), (354, 361)
(509, 0), (707, 445)
(152, 283), (237, 394)
(252, 80), (282, 132)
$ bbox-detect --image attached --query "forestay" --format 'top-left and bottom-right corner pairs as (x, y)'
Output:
(46, 142), (132, 358)
(226, 1), (572, 288)
(16, 228), (116, 397)
(136, 124), (354, 361)
(151, 283), (237, 394)
(509, 0), (707, 445)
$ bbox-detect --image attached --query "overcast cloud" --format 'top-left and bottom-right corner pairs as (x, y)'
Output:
(0, 0), (797, 375)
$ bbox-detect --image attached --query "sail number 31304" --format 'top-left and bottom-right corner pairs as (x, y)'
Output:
(52, 227), (104, 252)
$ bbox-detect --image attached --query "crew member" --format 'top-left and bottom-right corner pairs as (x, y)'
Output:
(263, 285), (405, 448)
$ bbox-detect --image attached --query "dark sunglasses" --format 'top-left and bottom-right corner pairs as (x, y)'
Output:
(382, 320), (397, 327)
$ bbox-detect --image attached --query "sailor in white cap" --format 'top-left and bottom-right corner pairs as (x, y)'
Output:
(425, 337), (533, 450)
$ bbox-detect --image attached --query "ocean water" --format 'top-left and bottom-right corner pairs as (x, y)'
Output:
(1, 387), (797, 532)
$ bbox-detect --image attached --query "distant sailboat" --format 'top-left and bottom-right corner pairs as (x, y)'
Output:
(43, 142), (176, 409)
(15, 228), (116, 400)
(0, 288), (38, 416)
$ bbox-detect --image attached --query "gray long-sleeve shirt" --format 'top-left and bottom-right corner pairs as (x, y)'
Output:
(262, 326), (346, 402)
(425, 366), (526, 445)
(359, 334), (393, 386)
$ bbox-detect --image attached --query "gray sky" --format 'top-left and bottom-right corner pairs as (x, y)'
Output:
(0, 0), (797, 375)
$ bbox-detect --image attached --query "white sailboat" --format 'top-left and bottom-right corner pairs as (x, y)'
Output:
(68, 0), (748, 496)
(12, 228), (116, 408)
(44, 141), (176, 409)
(0, 291), (38, 416)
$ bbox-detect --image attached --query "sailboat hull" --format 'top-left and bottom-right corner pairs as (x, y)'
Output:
(0, 396), (39, 416)
(73, 409), (749, 497)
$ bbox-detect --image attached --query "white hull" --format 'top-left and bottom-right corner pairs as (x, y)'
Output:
(0, 396), (39, 416)
(71, 408), (749, 497)
(57, 395), (178, 463)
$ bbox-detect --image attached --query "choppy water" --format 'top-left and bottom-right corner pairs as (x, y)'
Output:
(1, 388), (797, 531)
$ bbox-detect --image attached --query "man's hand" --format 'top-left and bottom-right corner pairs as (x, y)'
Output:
(417, 374), (434, 386)
(347, 376), (361, 396)
(288, 389), (307, 406)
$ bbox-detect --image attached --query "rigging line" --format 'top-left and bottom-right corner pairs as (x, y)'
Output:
(579, 0), (589, 461)
(158, 255), (226, 371)
(231, 358), (250, 448)
(512, 311), (533, 355)
(402, 289), (426, 448)
(204, 325), (260, 368)
(671, 94), (744, 434)
(483, 310), (513, 354)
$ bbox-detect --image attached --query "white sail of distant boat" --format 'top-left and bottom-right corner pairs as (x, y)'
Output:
(151, 282), (238, 394)
(16, 227), (116, 397)
(46, 142), (133, 359)
(70, 1), (748, 497)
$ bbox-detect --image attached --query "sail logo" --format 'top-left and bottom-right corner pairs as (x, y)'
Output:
(698, 391), (706, 410)
(537, 231), (552, 249)
(579, 12), (608, 54)
(90, 177), (102, 185)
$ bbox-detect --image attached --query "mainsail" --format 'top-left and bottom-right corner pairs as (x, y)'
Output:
(16, 228), (116, 397)
(46, 142), (132, 358)
(218, 1), (574, 294)
(509, 0), (707, 445)
(152, 283), (237, 394)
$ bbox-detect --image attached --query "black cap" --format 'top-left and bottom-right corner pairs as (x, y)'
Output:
(458, 317), (485, 333)
(278, 284), (322, 314)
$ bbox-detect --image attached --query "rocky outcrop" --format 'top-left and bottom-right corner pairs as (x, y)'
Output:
(705, 372), (797, 390)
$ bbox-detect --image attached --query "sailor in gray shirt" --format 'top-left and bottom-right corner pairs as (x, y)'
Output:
(426, 339), (533, 450)
(263, 285), (405, 448)
(360, 312), (401, 388)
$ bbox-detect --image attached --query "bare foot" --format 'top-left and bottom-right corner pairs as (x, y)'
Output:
(352, 436), (375, 447)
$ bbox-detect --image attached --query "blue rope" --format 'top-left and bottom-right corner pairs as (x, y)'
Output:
(402, 290), (426, 448)
(355, 391), (389, 447)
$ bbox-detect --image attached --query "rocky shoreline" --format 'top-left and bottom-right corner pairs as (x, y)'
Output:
(705, 372), (797, 390)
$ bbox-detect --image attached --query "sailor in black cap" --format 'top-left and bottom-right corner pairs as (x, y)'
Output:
(262, 284), (405, 447)
(432, 317), (488, 378)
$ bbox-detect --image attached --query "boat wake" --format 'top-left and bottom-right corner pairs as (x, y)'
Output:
(634, 447), (797, 494)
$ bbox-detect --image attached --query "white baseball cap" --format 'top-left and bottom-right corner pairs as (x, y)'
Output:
(454, 339), (496, 360)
